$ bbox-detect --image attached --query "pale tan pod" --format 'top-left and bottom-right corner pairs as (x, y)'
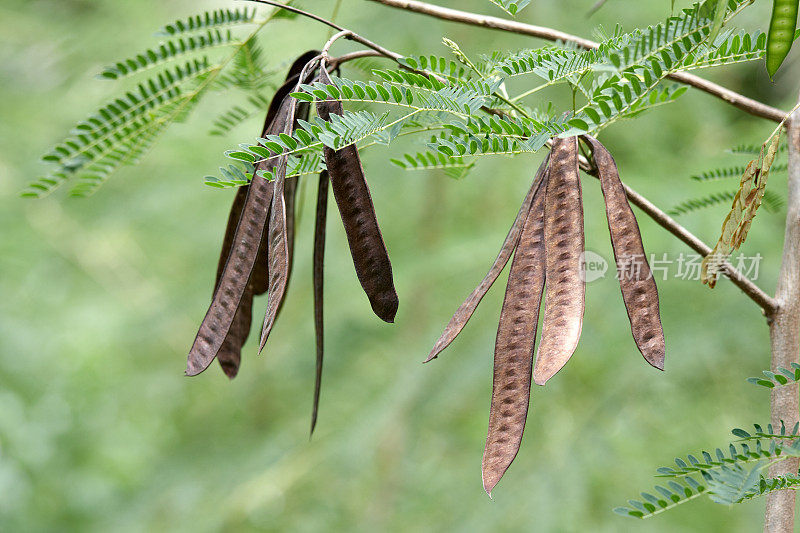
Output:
(482, 164), (548, 496)
(533, 136), (585, 386)
(425, 158), (550, 363)
(259, 111), (296, 350)
(583, 135), (665, 370)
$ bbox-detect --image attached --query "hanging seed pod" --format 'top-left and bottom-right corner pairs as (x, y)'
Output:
(583, 136), (665, 370)
(195, 53), (320, 377)
(186, 101), (291, 376)
(311, 171), (329, 435)
(482, 159), (549, 496)
(426, 165), (548, 363)
(316, 67), (398, 323)
(260, 104), (299, 350)
(213, 186), (251, 377)
(533, 136), (585, 386)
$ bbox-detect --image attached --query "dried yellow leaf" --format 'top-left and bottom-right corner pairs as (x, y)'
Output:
(701, 132), (781, 287)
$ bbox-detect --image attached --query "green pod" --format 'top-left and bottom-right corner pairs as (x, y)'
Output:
(766, 0), (799, 78)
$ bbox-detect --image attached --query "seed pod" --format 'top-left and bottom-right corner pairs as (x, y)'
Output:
(260, 104), (298, 350)
(533, 136), (585, 386)
(583, 135), (665, 370)
(426, 161), (549, 363)
(766, 0), (798, 78)
(317, 67), (398, 323)
(200, 55), (319, 377)
(185, 98), (295, 376)
(311, 171), (329, 435)
(482, 164), (548, 496)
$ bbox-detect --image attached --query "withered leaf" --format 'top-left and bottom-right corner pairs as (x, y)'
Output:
(701, 132), (781, 287)
(583, 135), (665, 370)
(311, 171), (329, 435)
(317, 67), (398, 323)
(482, 165), (548, 496)
(533, 136), (585, 386)
(426, 158), (549, 363)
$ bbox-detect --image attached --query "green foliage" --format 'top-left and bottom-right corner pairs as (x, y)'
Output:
(208, 94), (271, 136)
(26, 2), (293, 197)
(748, 364), (800, 389)
(669, 189), (784, 215)
(156, 7), (257, 36)
(488, 0), (532, 16)
(616, 428), (800, 518)
(98, 30), (237, 80)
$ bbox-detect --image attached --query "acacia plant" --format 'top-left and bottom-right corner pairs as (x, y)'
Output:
(28, 0), (800, 530)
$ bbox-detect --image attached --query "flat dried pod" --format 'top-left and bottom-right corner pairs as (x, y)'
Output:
(311, 171), (329, 435)
(213, 186), (251, 377)
(317, 67), (398, 323)
(583, 136), (665, 370)
(701, 132), (781, 287)
(482, 164), (548, 496)
(186, 98), (294, 376)
(533, 136), (585, 386)
(201, 55), (319, 377)
(426, 159), (549, 363)
(260, 104), (298, 350)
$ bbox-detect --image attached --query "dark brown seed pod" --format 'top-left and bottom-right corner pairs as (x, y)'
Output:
(533, 136), (585, 386)
(259, 103), (297, 350)
(191, 57), (319, 377)
(583, 136), (665, 370)
(317, 68), (398, 323)
(213, 186), (250, 377)
(482, 163), (548, 496)
(311, 171), (329, 435)
(425, 161), (548, 363)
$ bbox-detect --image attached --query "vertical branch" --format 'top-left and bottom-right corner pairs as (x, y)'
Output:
(764, 97), (800, 533)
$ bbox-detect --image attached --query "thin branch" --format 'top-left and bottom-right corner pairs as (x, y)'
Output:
(246, 0), (401, 60)
(367, 0), (787, 123)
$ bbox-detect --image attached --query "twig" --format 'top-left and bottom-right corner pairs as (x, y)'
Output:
(366, 0), (787, 123)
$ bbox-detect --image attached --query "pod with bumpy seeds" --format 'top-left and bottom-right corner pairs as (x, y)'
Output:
(316, 67), (398, 323)
(533, 136), (585, 386)
(766, 0), (799, 78)
(311, 171), (329, 435)
(482, 158), (548, 496)
(583, 135), (665, 371)
(425, 164), (547, 363)
(200, 53), (320, 377)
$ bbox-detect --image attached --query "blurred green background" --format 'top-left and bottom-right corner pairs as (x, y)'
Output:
(1, 0), (798, 531)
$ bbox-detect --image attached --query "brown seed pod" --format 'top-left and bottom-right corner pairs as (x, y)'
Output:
(213, 186), (251, 377)
(583, 135), (665, 370)
(533, 136), (585, 386)
(187, 59), (321, 376)
(317, 67), (398, 323)
(425, 160), (548, 363)
(311, 170), (329, 435)
(482, 162), (548, 496)
(259, 105), (297, 350)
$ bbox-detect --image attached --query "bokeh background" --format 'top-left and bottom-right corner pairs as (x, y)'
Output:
(1, 0), (798, 531)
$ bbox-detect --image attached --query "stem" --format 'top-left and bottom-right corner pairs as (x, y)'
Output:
(367, 0), (787, 123)
(763, 96), (800, 533)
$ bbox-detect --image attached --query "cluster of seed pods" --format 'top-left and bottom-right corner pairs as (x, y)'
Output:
(186, 52), (398, 433)
(427, 135), (666, 495)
